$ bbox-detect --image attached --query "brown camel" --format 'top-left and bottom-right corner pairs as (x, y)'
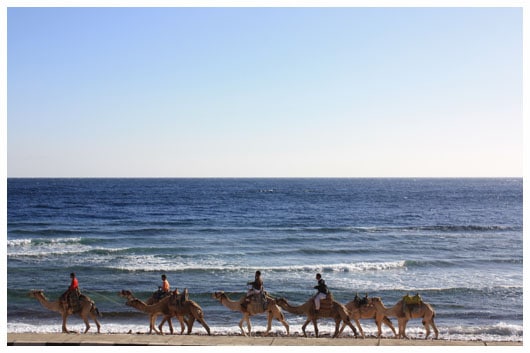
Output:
(212, 291), (289, 336)
(339, 295), (397, 338)
(28, 290), (101, 334)
(119, 289), (180, 334)
(140, 288), (173, 305)
(158, 289), (212, 335)
(370, 297), (439, 339)
(275, 297), (359, 338)
(119, 291), (177, 335)
(119, 289), (210, 335)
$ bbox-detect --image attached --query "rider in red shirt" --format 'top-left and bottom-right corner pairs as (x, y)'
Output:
(61, 273), (79, 310)
(69, 273), (79, 291)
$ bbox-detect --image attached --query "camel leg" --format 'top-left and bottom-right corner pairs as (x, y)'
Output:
(158, 317), (167, 334)
(264, 313), (273, 336)
(61, 313), (76, 333)
(312, 318), (319, 338)
(150, 315), (161, 335)
(275, 313), (289, 335)
(167, 316), (174, 335)
(301, 318), (311, 338)
(158, 316), (174, 334)
(382, 316), (397, 338)
(61, 314), (69, 333)
(423, 319), (431, 339)
(90, 311), (101, 333)
(431, 319), (439, 339)
(238, 316), (248, 336)
(352, 318), (364, 338)
(184, 316), (193, 334)
(82, 315), (91, 334)
(246, 315), (252, 336)
(338, 321), (346, 335)
(157, 316), (169, 335)
(374, 318), (382, 337)
(333, 319), (341, 338)
(197, 318), (211, 335)
(399, 319), (408, 339)
(343, 318), (359, 338)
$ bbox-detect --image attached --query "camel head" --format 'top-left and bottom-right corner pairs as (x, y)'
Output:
(212, 291), (226, 301)
(125, 298), (143, 307)
(118, 289), (134, 299)
(369, 297), (383, 305)
(275, 297), (288, 306)
(28, 290), (46, 299)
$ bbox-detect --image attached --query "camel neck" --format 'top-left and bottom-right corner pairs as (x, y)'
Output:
(35, 294), (61, 313)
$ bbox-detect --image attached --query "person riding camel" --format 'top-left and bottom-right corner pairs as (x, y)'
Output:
(156, 274), (171, 300)
(242, 270), (263, 310)
(60, 272), (79, 311)
(313, 273), (329, 313)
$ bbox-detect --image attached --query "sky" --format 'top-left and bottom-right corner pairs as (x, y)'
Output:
(5, 5), (524, 177)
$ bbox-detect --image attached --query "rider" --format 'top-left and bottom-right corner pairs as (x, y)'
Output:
(313, 273), (329, 313)
(242, 270), (263, 309)
(60, 272), (79, 311)
(156, 274), (171, 300)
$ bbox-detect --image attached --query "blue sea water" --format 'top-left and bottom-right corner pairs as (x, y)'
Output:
(6, 178), (523, 341)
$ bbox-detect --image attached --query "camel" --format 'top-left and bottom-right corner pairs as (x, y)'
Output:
(339, 295), (397, 338)
(28, 290), (101, 334)
(212, 291), (289, 336)
(370, 297), (439, 339)
(119, 291), (177, 334)
(119, 289), (211, 335)
(158, 289), (211, 335)
(275, 296), (359, 338)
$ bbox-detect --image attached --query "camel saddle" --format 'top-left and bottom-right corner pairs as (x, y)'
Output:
(401, 294), (423, 317)
(154, 289), (171, 302)
(248, 292), (268, 311)
(170, 288), (189, 307)
(66, 289), (82, 313)
(353, 293), (369, 308)
(315, 293), (335, 314)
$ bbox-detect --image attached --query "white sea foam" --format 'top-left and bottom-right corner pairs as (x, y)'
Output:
(7, 237), (91, 257)
(7, 237), (129, 260)
(441, 322), (523, 342)
(7, 238), (33, 247)
(7, 237), (83, 247)
(106, 258), (407, 273)
(6, 321), (522, 342)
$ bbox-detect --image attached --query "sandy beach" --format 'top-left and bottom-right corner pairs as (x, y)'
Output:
(6, 333), (522, 346)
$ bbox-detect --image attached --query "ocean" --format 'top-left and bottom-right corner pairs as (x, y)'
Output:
(6, 178), (523, 342)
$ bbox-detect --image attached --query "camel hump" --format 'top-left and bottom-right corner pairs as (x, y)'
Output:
(318, 295), (335, 312)
(401, 294), (424, 316)
(323, 292), (334, 302)
(403, 293), (422, 305)
(67, 291), (83, 313)
(249, 292), (268, 311)
(354, 293), (369, 307)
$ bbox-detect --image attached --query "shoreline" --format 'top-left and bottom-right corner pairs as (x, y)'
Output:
(6, 333), (522, 346)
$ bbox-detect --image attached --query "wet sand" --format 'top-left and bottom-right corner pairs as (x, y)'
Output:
(6, 333), (522, 346)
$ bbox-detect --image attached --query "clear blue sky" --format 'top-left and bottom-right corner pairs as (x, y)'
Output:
(7, 6), (523, 177)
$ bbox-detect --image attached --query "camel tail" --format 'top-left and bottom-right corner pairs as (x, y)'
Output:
(92, 304), (102, 317)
